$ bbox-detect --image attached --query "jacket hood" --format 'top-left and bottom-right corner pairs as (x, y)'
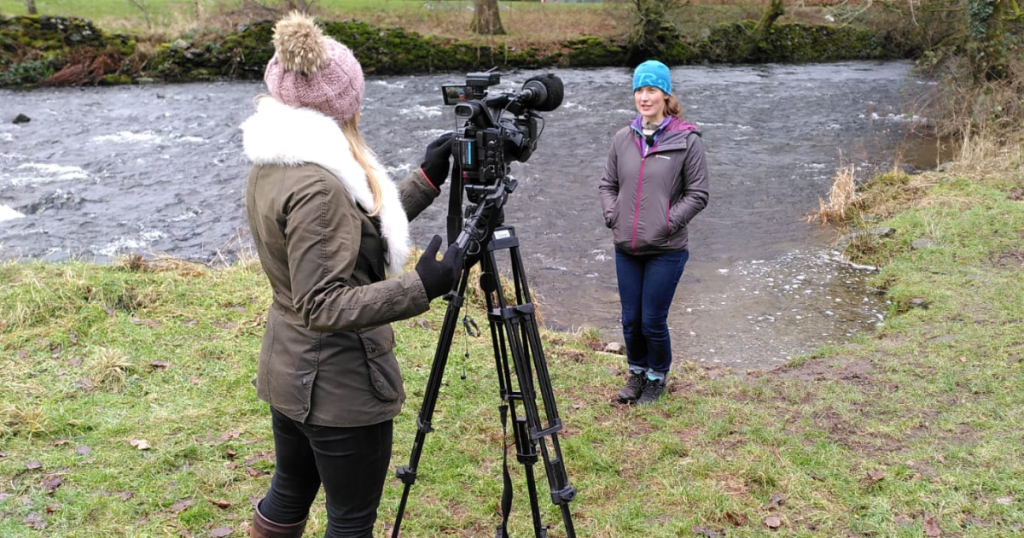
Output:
(240, 97), (410, 274)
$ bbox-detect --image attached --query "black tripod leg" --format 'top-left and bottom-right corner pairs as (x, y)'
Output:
(391, 267), (472, 538)
(507, 243), (578, 538)
(482, 252), (547, 538)
(482, 228), (577, 538)
(513, 415), (547, 538)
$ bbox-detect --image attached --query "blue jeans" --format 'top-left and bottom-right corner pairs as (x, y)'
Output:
(259, 407), (393, 538)
(615, 249), (689, 376)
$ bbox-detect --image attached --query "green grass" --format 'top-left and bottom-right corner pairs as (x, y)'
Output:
(0, 0), (826, 48)
(2, 158), (1024, 537)
(0, 0), (619, 36)
(0, 0), (429, 19)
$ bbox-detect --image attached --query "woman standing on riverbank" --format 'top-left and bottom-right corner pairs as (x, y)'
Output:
(240, 12), (462, 538)
(599, 59), (710, 405)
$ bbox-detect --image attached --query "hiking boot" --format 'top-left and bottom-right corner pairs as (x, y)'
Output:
(637, 378), (666, 405)
(250, 502), (306, 538)
(617, 371), (646, 403)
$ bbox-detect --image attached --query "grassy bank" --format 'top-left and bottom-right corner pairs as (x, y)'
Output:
(1, 149), (1023, 536)
(0, 0), (827, 45)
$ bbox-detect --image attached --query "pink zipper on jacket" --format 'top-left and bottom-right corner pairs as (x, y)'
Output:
(630, 136), (653, 254)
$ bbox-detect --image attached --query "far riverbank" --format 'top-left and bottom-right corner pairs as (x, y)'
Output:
(0, 12), (917, 87)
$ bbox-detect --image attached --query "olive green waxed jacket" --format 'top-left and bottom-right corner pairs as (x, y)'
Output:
(241, 97), (442, 427)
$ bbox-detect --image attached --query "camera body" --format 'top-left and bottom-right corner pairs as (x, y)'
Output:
(441, 70), (563, 202)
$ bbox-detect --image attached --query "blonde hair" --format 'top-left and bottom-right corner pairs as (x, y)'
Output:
(665, 94), (684, 120)
(341, 113), (384, 217)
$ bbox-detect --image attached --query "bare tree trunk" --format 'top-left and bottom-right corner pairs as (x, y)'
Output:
(626, 0), (681, 64)
(471, 0), (506, 36)
(192, 0), (202, 20)
(26, 0), (37, 15)
(741, 0), (785, 60)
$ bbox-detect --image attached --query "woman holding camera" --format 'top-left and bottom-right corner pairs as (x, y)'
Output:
(599, 60), (710, 405)
(240, 12), (462, 538)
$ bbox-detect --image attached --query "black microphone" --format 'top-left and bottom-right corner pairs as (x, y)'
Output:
(516, 73), (564, 112)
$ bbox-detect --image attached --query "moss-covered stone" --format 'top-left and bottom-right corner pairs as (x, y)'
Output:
(99, 73), (131, 85)
(0, 15), (107, 51)
(561, 36), (627, 67)
(0, 15), (140, 87)
(695, 21), (912, 64)
(220, 21), (274, 78)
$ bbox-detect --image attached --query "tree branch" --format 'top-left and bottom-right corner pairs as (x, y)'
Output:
(126, 0), (152, 30)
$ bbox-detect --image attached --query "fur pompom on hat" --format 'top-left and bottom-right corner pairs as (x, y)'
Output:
(264, 11), (364, 125)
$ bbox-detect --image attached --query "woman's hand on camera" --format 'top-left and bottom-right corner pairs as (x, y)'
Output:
(415, 235), (464, 300)
(420, 132), (455, 189)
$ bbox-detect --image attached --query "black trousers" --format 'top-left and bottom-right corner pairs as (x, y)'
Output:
(259, 406), (394, 538)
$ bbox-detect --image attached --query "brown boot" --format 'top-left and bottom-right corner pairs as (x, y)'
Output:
(250, 503), (307, 538)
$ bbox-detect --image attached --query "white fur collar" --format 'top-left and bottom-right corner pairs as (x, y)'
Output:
(240, 97), (409, 274)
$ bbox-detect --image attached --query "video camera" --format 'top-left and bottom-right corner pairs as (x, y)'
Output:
(441, 69), (564, 196)
(440, 69), (564, 253)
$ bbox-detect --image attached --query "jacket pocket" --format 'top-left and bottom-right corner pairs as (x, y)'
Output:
(666, 201), (679, 237)
(358, 324), (403, 402)
(609, 198), (625, 234)
(255, 307), (277, 397)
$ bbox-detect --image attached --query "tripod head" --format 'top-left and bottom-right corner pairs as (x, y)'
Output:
(449, 173), (517, 267)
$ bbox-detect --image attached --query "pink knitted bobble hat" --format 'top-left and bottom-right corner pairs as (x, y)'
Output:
(263, 11), (364, 125)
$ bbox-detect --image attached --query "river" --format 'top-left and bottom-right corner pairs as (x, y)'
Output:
(0, 61), (934, 369)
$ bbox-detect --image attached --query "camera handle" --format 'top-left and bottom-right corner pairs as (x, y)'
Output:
(392, 203), (577, 538)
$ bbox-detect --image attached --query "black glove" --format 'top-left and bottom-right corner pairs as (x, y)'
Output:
(420, 132), (454, 188)
(415, 235), (464, 300)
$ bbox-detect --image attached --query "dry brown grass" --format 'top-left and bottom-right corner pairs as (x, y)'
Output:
(951, 133), (1024, 176)
(112, 252), (211, 277)
(148, 256), (211, 277)
(0, 403), (50, 437)
(88, 347), (136, 392)
(42, 48), (125, 86)
(808, 164), (858, 224)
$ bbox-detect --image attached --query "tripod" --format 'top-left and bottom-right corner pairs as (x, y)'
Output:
(392, 179), (577, 538)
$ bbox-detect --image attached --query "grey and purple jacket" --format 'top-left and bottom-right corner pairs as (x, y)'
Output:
(599, 115), (709, 255)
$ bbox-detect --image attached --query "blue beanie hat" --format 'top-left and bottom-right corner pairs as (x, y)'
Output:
(632, 60), (672, 95)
